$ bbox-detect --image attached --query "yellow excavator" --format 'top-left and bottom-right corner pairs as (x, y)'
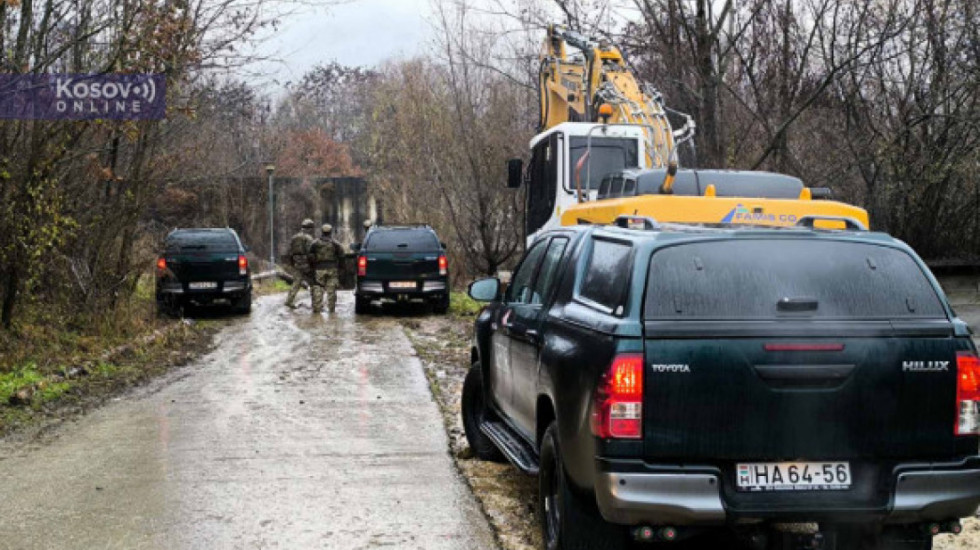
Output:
(507, 25), (868, 242)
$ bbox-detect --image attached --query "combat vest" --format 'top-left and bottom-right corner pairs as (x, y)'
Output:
(311, 238), (344, 269)
(288, 232), (314, 272)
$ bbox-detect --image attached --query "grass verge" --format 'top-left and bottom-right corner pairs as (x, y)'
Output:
(0, 274), (219, 437)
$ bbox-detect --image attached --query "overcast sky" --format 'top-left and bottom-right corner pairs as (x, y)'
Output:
(251, 0), (437, 90)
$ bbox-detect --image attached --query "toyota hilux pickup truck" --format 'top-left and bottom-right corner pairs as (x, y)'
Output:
(461, 216), (980, 550)
(155, 228), (252, 315)
(352, 224), (450, 314)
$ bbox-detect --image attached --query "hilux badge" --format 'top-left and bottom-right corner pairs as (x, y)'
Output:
(902, 360), (949, 372)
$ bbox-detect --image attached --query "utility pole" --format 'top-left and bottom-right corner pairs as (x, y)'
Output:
(265, 162), (276, 267)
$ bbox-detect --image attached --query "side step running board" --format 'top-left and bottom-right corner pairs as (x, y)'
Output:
(480, 420), (540, 475)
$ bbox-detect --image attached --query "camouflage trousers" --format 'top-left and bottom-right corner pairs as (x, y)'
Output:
(312, 268), (339, 313)
(284, 268), (316, 309)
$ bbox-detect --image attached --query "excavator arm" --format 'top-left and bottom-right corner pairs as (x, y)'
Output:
(538, 25), (695, 169)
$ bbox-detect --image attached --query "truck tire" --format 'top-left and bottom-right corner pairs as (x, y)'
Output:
(432, 294), (450, 315)
(232, 291), (252, 315)
(461, 363), (504, 462)
(539, 422), (628, 550)
(355, 295), (369, 315)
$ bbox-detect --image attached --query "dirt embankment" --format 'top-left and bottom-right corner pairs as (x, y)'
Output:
(403, 314), (980, 550)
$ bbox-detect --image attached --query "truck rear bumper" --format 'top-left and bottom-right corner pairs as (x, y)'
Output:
(357, 280), (447, 295)
(594, 472), (726, 525)
(594, 460), (980, 526)
(890, 468), (980, 522)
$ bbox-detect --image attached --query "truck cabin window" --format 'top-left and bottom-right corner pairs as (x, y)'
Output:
(579, 238), (633, 314)
(568, 137), (639, 192)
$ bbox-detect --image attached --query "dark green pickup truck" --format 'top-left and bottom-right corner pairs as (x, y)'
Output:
(352, 225), (450, 314)
(463, 218), (980, 550)
(155, 228), (252, 314)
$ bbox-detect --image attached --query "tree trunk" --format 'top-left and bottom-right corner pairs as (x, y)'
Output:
(2, 265), (19, 329)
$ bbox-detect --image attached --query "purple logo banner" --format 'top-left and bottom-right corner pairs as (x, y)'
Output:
(0, 74), (166, 120)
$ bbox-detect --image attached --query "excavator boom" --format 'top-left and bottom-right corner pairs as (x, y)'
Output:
(539, 25), (694, 169)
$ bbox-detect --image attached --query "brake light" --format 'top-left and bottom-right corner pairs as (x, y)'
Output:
(591, 354), (644, 439)
(156, 257), (166, 272)
(764, 343), (844, 352)
(238, 255), (248, 276)
(438, 255), (448, 276)
(956, 352), (980, 436)
(357, 256), (367, 277)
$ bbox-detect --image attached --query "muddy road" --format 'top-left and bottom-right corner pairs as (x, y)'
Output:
(0, 295), (495, 550)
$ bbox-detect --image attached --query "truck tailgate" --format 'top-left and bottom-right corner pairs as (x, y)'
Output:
(641, 331), (959, 460)
(364, 252), (440, 279)
(167, 251), (241, 281)
(641, 237), (966, 462)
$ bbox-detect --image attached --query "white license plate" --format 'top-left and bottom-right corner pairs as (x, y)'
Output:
(389, 281), (416, 289)
(188, 281), (218, 290)
(736, 462), (851, 492)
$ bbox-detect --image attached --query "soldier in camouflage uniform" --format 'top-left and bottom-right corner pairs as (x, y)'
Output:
(310, 224), (346, 314)
(284, 219), (316, 309)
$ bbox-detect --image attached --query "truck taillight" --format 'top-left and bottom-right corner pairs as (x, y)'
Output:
(438, 255), (448, 276)
(956, 352), (980, 436)
(156, 257), (166, 272)
(357, 256), (367, 277)
(591, 354), (644, 439)
(238, 255), (248, 276)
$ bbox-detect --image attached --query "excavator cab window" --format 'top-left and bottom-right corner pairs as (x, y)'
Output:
(526, 133), (560, 237)
(622, 178), (637, 197)
(567, 137), (638, 193)
(608, 175), (625, 198)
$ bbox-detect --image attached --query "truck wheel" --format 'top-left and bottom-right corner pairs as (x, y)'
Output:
(461, 363), (504, 462)
(157, 295), (181, 318)
(432, 294), (450, 315)
(539, 422), (628, 550)
(355, 295), (369, 315)
(232, 291), (252, 315)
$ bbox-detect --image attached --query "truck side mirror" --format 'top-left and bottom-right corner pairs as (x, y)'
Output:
(468, 278), (501, 302)
(350, 243), (360, 252)
(506, 158), (523, 189)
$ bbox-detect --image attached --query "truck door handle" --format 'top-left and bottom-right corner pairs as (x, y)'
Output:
(505, 323), (539, 344)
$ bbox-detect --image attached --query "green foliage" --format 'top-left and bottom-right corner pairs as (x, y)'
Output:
(448, 291), (482, 317)
(0, 364), (44, 404)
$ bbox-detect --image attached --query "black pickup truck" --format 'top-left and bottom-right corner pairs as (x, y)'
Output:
(462, 218), (980, 550)
(352, 225), (450, 314)
(155, 228), (252, 314)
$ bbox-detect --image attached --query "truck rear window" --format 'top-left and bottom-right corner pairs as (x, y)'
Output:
(365, 229), (439, 251)
(645, 239), (945, 320)
(166, 231), (238, 252)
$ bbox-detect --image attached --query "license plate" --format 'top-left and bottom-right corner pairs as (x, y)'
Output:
(188, 281), (218, 290)
(736, 462), (851, 492)
(389, 281), (416, 289)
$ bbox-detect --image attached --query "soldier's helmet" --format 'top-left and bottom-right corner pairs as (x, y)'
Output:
(301, 219), (315, 229)
(321, 224), (333, 234)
